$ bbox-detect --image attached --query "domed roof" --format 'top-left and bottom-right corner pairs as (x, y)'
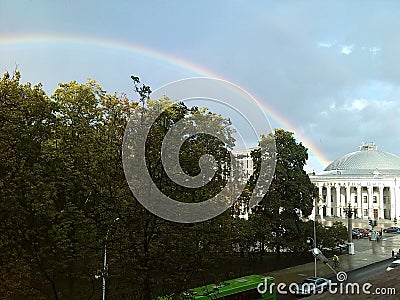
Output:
(321, 143), (400, 176)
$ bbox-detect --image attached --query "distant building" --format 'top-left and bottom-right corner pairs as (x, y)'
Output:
(231, 148), (256, 179)
(310, 143), (400, 222)
(231, 147), (259, 219)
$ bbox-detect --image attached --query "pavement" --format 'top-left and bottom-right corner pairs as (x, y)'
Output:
(268, 230), (400, 285)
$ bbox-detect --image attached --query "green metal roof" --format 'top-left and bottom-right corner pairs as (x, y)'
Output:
(318, 143), (400, 176)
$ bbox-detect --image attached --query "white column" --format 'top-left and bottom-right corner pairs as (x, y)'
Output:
(336, 185), (341, 217)
(318, 202), (324, 220)
(395, 179), (400, 221)
(311, 206), (316, 220)
(346, 186), (351, 206)
(379, 186), (384, 219)
(390, 185), (396, 220)
(368, 186), (373, 219)
(318, 185), (323, 219)
(341, 186), (346, 218)
(326, 187), (332, 217)
(357, 185), (362, 219)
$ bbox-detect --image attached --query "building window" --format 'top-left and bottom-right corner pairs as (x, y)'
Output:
(384, 196), (388, 204)
(384, 209), (390, 219)
(364, 209), (368, 217)
(331, 208), (334, 215)
(363, 196), (368, 203)
(354, 195), (358, 203)
(373, 196), (377, 203)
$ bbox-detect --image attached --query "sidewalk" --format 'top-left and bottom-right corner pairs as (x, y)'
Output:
(320, 216), (394, 230)
(267, 234), (400, 285)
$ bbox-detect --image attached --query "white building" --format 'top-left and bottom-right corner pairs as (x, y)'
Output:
(310, 143), (400, 222)
(231, 148), (256, 179)
(231, 147), (258, 219)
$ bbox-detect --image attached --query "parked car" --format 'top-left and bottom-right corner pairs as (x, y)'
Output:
(387, 260), (400, 271)
(352, 229), (363, 239)
(293, 277), (331, 296)
(354, 228), (369, 237)
(383, 227), (400, 233)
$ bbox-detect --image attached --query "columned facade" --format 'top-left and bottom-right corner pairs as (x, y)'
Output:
(310, 143), (400, 222)
(312, 178), (400, 221)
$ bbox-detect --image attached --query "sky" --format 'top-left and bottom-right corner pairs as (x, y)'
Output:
(2, 0), (400, 172)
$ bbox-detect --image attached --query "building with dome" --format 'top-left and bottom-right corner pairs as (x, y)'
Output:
(309, 142), (400, 223)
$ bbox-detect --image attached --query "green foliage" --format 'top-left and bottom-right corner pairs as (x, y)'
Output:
(323, 222), (347, 248)
(0, 72), (236, 299)
(248, 129), (318, 254)
(1, 71), (330, 299)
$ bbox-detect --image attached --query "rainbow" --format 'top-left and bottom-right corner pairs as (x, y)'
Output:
(0, 33), (331, 169)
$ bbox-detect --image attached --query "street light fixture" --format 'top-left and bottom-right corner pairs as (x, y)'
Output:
(309, 246), (337, 275)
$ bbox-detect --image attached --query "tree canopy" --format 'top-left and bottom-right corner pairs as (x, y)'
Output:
(0, 72), (236, 299)
(0, 71), (333, 299)
(248, 129), (318, 254)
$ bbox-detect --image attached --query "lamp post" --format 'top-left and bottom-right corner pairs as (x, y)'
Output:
(307, 195), (318, 277)
(344, 203), (355, 255)
(313, 196), (317, 276)
(307, 236), (317, 277)
(102, 217), (120, 300)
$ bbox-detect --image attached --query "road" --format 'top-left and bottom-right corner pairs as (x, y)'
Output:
(276, 258), (393, 300)
(340, 258), (392, 283)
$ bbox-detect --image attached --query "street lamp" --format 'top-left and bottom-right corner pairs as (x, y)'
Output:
(311, 195), (318, 277)
(343, 203), (355, 255)
(99, 217), (120, 300)
(307, 236), (317, 277)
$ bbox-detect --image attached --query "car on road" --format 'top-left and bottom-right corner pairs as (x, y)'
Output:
(293, 276), (331, 296)
(352, 229), (363, 239)
(383, 227), (400, 233)
(386, 260), (400, 271)
(354, 228), (369, 237)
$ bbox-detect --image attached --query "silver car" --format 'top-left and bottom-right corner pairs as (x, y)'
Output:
(386, 260), (400, 271)
(294, 276), (332, 296)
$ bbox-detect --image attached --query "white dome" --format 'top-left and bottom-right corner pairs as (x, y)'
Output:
(320, 143), (400, 176)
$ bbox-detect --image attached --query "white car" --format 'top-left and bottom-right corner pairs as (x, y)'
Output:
(386, 259), (400, 271)
(293, 276), (332, 296)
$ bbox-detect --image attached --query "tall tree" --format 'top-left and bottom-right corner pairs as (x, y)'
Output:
(0, 72), (240, 299)
(0, 72), (136, 299)
(0, 71), (57, 298)
(249, 129), (318, 254)
(112, 78), (237, 299)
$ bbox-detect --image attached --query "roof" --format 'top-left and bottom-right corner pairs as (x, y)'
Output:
(315, 143), (400, 177)
(185, 275), (273, 299)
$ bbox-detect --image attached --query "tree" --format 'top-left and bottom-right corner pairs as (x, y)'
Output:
(0, 72), (247, 299)
(249, 129), (318, 254)
(0, 72), (136, 299)
(112, 78), (237, 299)
(0, 70), (57, 298)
